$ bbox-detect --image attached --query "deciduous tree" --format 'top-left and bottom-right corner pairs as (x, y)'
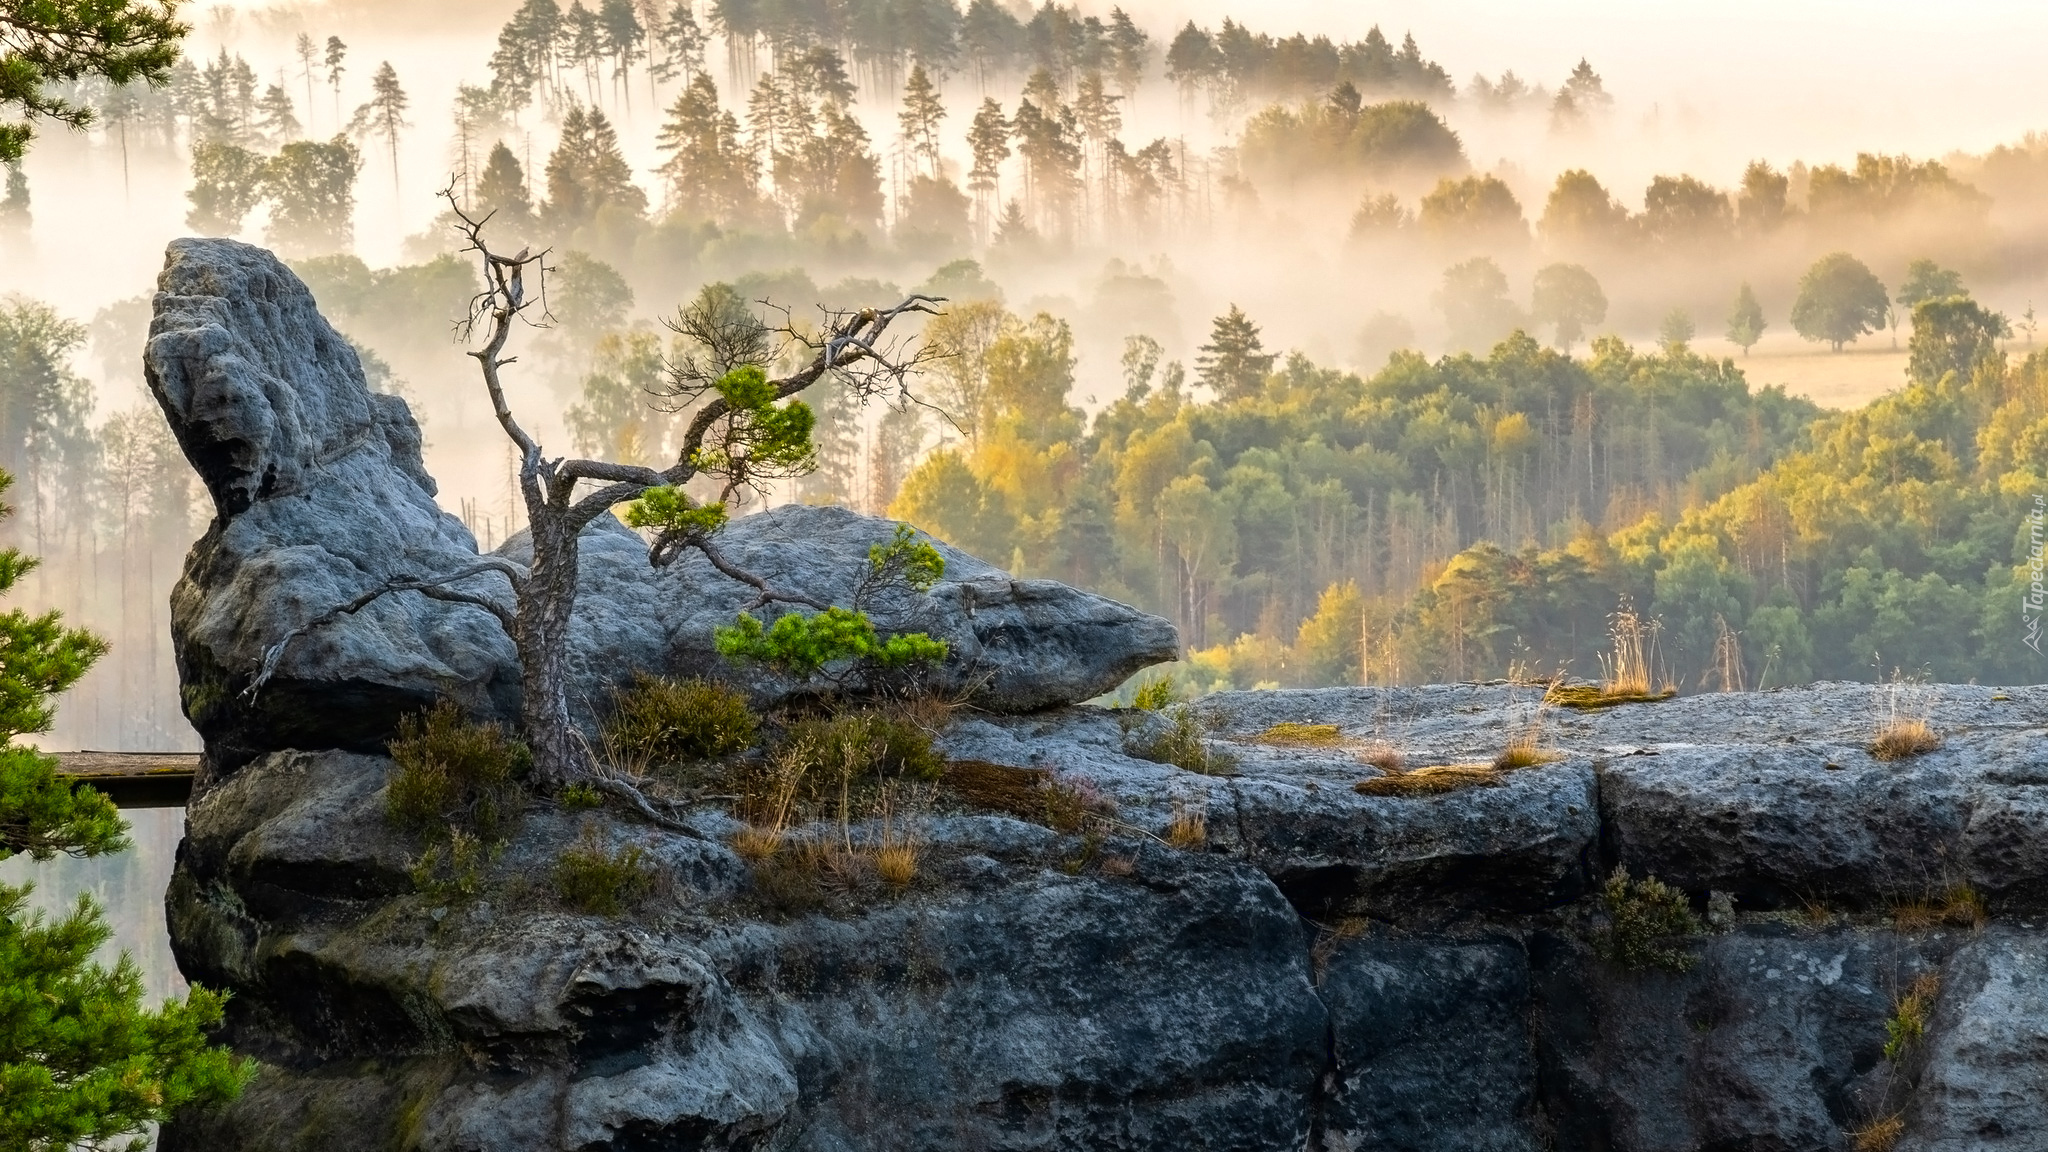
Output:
(1726, 282), (1766, 355)
(1791, 251), (1889, 352)
(1530, 262), (1605, 352)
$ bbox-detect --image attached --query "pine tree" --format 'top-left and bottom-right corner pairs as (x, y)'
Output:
(966, 96), (1008, 241)
(185, 140), (266, 235)
(598, 0), (646, 107)
(1195, 304), (1275, 399)
(651, 1), (707, 88)
(348, 61), (410, 193)
(1105, 6), (1149, 94)
(1726, 282), (1767, 355)
(323, 36), (347, 125)
(295, 33), (319, 126)
(655, 74), (757, 223)
(898, 63), (946, 180)
(0, 467), (253, 1147)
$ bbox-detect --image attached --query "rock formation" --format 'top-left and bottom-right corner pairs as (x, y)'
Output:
(146, 239), (1177, 779)
(149, 240), (2048, 1151)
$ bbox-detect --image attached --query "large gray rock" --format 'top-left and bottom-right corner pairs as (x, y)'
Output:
(146, 239), (1176, 777)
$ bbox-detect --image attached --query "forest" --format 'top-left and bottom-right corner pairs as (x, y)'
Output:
(0, 0), (2044, 728)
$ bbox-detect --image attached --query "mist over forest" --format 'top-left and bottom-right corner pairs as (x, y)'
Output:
(0, 0), (2044, 772)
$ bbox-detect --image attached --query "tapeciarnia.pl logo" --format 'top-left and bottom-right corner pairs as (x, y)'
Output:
(2026, 494), (2045, 654)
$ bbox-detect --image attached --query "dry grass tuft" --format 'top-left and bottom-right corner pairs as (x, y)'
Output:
(1164, 805), (1207, 849)
(1544, 682), (1678, 710)
(730, 825), (784, 862)
(1892, 885), (1986, 931)
(874, 843), (918, 887)
(1355, 763), (1501, 797)
(1850, 1114), (1905, 1152)
(1494, 730), (1560, 771)
(1545, 600), (1678, 709)
(1870, 718), (1941, 762)
(1257, 722), (1343, 747)
(1357, 743), (1404, 774)
(1127, 704), (1237, 775)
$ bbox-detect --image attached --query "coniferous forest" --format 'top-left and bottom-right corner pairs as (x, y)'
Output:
(0, 0), (2045, 746)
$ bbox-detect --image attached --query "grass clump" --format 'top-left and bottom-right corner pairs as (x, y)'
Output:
(1257, 722), (1342, 747)
(601, 674), (759, 772)
(875, 842), (918, 887)
(1892, 885), (1986, 931)
(1599, 866), (1704, 973)
(1883, 972), (1941, 1061)
(941, 759), (1110, 834)
(1494, 727), (1560, 770)
(1870, 718), (1941, 761)
(1354, 763), (1500, 797)
(407, 826), (492, 903)
(386, 700), (527, 840)
(1126, 704), (1237, 776)
(552, 826), (657, 916)
(1851, 1114), (1905, 1152)
(1357, 743), (1404, 773)
(1164, 804), (1207, 849)
(1545, 601), (1677, 708)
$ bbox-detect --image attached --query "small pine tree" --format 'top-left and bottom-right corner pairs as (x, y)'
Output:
(1726, 281), (1766, 355)
(0, 469), (253, 1145)
(349, 61), (411, 192)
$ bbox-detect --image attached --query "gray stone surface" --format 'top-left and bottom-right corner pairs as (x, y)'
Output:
(147, 239), (1177, 778)
(162, 683), (2048, 1151)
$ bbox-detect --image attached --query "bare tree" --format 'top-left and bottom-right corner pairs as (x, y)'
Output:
(251, 187), (940, 809)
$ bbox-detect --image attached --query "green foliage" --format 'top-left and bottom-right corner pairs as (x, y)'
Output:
(385, 701), (528, 840)
(552, 828), (655, 916)
(1726, 282), (1767, 354)
(1195, 305), (1276, 400)
(622, 484), (729, 539)
(0, 885), (254, 1149)
(866, 523), (946, 594)
(1240, 98), (1465, 186)
(1599, 867), (1704, 972)
(1907, 296), (2009, 387)
(0, 465), (250, 1145)
(1130, 677), (1182, 711)
(0, 747), (125, 863)
(558, 782), (604, 809)
(0, 0), (190, 162)
(406, 826), (491, 901)
(1895, 258), (1968, 310)
(716, 607), (947, 676)
(601, 674), (759, 767)
(1126, 704), (1236, 775)
(1792, 251), (1891, 351)
(687, 364), (819, 486)
(778, 711), (945, 791)
(1435, 257), (1522, 350)
(1530, 262), (1607, 351)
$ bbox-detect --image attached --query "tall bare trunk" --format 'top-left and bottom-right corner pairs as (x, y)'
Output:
(519, 514), (586, 786)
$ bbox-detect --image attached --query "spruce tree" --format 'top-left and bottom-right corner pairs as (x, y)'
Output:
(0, 469), (252, 1146)
(655, 74), (756, 223)
(544, 105), (647, 230)
(476, 140), (534, 225)
(1195, 304), (1276, 399)
(0, 162), (28, 234)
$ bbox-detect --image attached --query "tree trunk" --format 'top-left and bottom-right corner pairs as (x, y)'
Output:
(518, 513), (589, 786)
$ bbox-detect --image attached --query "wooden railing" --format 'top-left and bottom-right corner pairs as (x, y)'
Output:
(53, 751), (199, 809)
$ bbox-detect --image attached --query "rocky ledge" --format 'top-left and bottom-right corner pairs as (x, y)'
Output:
(146, 240), (2048, 1150)
(162, 683), (2048, 1152)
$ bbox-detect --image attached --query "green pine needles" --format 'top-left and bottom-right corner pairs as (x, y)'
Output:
(0, 469), (252, 1145)
(715, 525), (951, 677)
